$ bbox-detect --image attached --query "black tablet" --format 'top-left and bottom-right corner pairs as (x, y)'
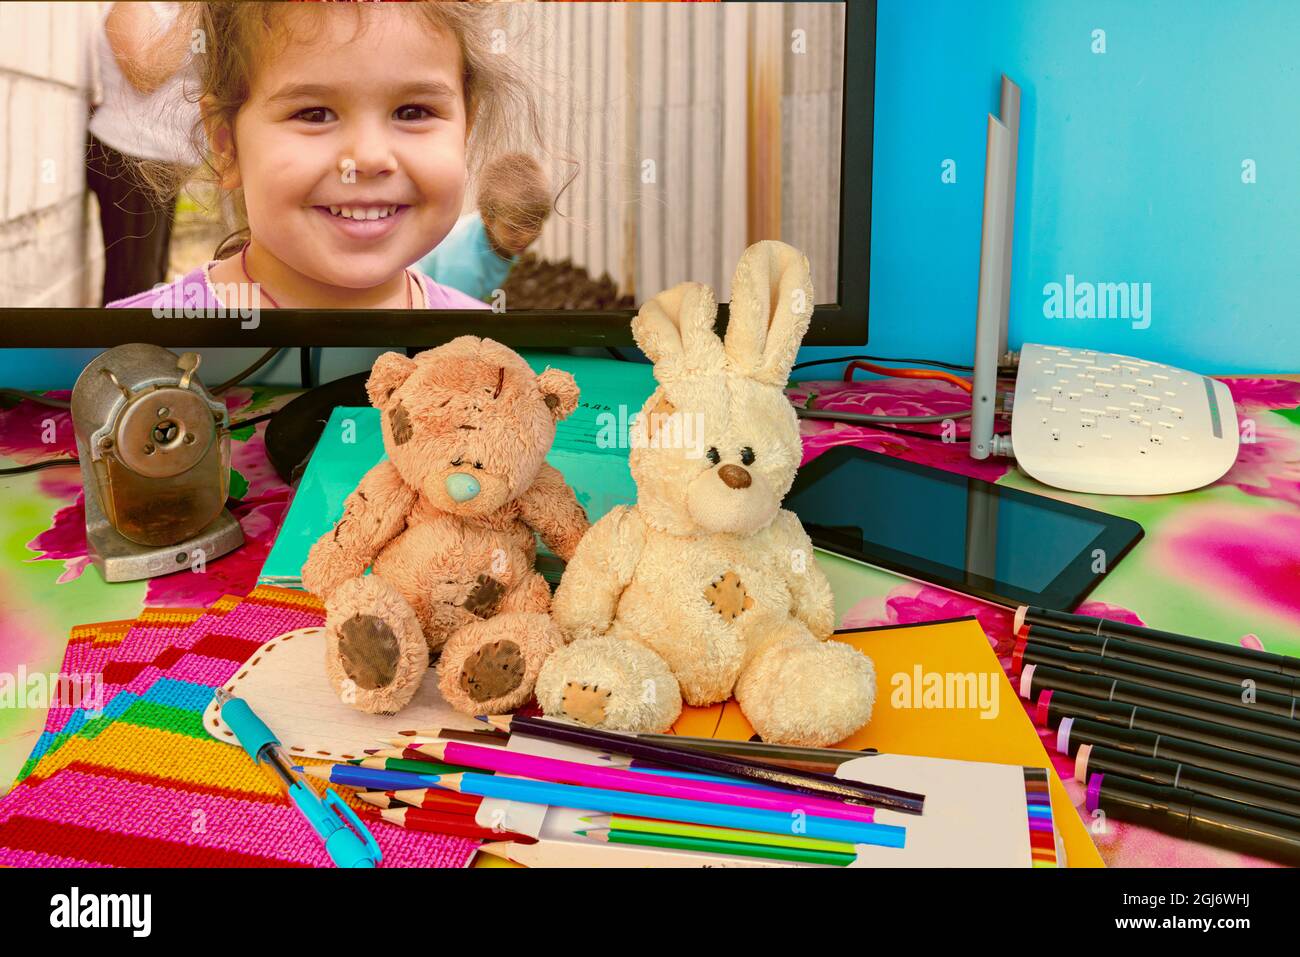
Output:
(783, 446), (1144, 610)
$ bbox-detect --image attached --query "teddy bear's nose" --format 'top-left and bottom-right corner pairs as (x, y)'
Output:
(445, 472), (481, 502)
(717, 465), (752, 490)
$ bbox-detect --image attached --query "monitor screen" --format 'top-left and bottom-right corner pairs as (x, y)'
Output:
(0, 0), (873, 348)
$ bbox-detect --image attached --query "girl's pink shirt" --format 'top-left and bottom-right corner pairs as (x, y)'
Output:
(107, 261), (492, 311)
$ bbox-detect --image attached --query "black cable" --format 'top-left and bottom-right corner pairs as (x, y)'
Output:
(0, 388), (71, 409)
(0, 457), (79, 476)
(791, 353), (975, 373)
(229, 410), (279, 430)
(795, 408), (972, 443)
(300, 347), (314, 389)
(211, 347), (282, 394)
(605, 346), (630, 362)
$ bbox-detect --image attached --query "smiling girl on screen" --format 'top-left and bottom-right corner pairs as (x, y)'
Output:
(110, 1), (566, 313)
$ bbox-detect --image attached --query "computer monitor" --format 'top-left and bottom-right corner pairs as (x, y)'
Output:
(0, 0), (875, 349)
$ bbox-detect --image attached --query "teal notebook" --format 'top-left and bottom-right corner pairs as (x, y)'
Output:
(259, 352), (656, 587)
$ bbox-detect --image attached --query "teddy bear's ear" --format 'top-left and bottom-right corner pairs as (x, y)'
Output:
(365, 351), (418, 408)
(722, 241), (814, 387)
(631, 281), (726, 385)
(537, 367), (579, 421)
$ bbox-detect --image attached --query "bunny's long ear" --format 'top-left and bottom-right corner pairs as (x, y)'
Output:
(631, 281), (727, 384)
(723, 241), (814, 387)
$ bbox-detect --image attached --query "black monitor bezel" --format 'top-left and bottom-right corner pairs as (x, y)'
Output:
(0, 0), (874, 349)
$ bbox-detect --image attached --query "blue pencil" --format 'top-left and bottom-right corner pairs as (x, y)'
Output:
(298, 763), (441, 791)
(430, 772), (906, 848)
(628, 767), (788, 792)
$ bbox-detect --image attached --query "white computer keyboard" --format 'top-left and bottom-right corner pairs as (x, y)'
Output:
(1010, 343), (1240, 495)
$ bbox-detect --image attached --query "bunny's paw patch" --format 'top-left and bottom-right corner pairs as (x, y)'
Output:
(561, 682), (612, 724)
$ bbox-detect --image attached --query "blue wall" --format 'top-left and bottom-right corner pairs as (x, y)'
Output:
(4, 0), (1297, 390)
(828, 0), (1299, 376)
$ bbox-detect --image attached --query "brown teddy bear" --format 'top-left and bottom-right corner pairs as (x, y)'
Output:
(301, 336), (590, 716)
(535, 241), (876, 747)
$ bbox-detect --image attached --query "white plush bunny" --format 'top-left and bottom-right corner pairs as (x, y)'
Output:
(535, 241), (876, 746)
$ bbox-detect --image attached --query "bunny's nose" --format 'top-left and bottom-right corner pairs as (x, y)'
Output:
(445, 472), (481, 502)
(718, 465), (752, 490)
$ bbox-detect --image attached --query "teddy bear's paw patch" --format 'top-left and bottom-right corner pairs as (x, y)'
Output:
(705, 571), (755, 622)
(463, 574), (506, 618)
(338, 613), (401, 690)
(561, 682), (612, 725)
(459, 639), (526, 702)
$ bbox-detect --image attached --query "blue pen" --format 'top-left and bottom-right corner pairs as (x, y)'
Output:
(214, 688), (382, 868)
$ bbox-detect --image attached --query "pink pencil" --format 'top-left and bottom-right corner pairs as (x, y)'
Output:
(401, 740), (876, 823)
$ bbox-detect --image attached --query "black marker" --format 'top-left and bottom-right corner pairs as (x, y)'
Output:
(1021, 665), (1300, 742)
(1087, 772), (1300, 866)
(1018, 624), (1300, 698)
(1077, 744), (1300, 817)
(1014, 605), (1300, 679)
(1035, 689), (1300, 767)
(1056, 716), (1300, 792)
(1013, 641), (1300, 719)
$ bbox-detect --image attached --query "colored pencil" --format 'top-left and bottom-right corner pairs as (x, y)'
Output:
(587, 814), (858, 854)
(580, 828), (854, 866)
(474, 840), (790, 868)
(369, 806), (532, 843)
(635, 733), (867, 768)
(347, 757), (470, 776)
(299, 763), (441, 791)
(428, 772), (906, 846)
(401, 740), (877, 823)
(625, 765), (804, 791)
(396, 726), (510, 743)
(356, 790), (483, 814)
(481, 714), (924, 813)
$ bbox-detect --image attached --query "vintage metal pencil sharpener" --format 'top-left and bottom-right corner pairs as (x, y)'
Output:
(70, 343), (244, 582)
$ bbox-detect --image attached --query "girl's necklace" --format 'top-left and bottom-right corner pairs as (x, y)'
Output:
(239, 241), (416, 309)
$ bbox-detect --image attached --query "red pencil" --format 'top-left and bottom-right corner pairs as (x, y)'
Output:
(368, 806), (533, 843)
(356, 789), (483, 814)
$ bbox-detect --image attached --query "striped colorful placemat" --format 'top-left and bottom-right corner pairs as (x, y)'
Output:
(0, 586), (477, 868)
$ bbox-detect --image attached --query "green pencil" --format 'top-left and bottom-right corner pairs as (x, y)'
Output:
(578, 828), (856, 866)
(346, 757), (468, 775)
(585, 814), (857, 854)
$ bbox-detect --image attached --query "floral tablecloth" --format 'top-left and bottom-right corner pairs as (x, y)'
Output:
(2, 372), (1298, 867)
